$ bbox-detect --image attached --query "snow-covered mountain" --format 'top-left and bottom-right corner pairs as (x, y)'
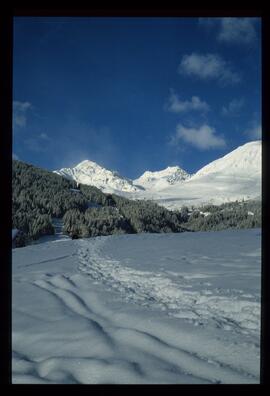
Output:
(149, 141), (261, 209)
(54, 140), (261, 208)
(190, 140), (261, 180)
(54, 160), (141, 193)
(54, 161), (190, 194)
(134, 166), (191, 190)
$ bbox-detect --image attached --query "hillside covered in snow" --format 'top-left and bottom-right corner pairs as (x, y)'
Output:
(12, 160), (189, 246)
(134, 141), (262, 209)
(134, 166), (191, 191)
(54, 160), (141, 193)
(54, 141), (261, 209)
(191, 141), (261, 179)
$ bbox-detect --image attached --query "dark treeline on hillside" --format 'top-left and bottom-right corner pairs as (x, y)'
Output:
(12, 160), (261, 248)
(182, 200), (261, 231)
(63, 207), (134, 238)
(13, 160), (88, 242)
(12, 160), (186, 246)
(110, 194), (184, 234)
(63, 195), (185, 238)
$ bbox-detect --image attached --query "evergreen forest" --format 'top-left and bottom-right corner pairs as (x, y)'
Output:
(12, 160), (261, 247)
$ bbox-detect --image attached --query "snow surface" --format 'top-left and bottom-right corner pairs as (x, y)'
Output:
(53, 141), (261, 209)
(133, 173), (261, 209)
(12, 229), (261, 384)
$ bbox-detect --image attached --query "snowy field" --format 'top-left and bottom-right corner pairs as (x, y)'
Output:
(12, 229), (261, 384)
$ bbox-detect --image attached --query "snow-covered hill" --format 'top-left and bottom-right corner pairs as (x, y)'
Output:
(54, 160), (141, 193)
(55, 161), (190, 194)
(134, 166), (191, 190)
(54, 141), (261, 208)
(191, 140), (261, 180)
(133, 141), (262, 209)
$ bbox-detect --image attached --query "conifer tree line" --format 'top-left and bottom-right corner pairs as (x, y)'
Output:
(181, 200), (261, 231)
(12, 160), (186, 246)
(12, 160), (261, 247)
(13, 160), (88, 244)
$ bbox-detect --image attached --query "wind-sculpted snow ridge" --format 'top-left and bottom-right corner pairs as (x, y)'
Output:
(12, 230), (261, 384)
(77, 237), (260, 336)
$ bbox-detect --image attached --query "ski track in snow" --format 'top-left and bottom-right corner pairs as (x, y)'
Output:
(12, 230), (261, 384)
(77, 238), (260, 336)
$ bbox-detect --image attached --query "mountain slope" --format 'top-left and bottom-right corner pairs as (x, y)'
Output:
(53, 140), (261, 209)
(148, 141), (261, 209)
(190, 141), (261, 180)
(54, 160), (140, 193)
(13, 160), (187, 246)
(134, 166), (191, 190)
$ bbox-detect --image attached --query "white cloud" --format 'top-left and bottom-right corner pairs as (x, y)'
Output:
(13, 101), (31, 112)
(13, 101), (32, 128)
(24, 133), (51, 152)
(199, 17), (258, 45)
(218, 18), (258, 44)
(12, 153), (19, 160)
(166, 89), (210, 113)
(178, 53), (240, 85)
(24, 138), (43, 152)
(39, 133), (50, 140)
(171, 123), (226, 150)
(245, 124), (261, 140)
(221, 98), (244, 116)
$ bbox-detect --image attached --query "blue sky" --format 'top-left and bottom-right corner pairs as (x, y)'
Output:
(13, 17), (261, 178)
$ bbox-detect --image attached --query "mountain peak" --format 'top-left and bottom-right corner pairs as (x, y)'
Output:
(54, 160), (138, 193)
(242, 140), (261, 146)
(76, 159), (97, 167)
(53, 140), (261, 204)
(134, 165), (191, 190)
(75, 159), (106, 171)
(191, 140), (261, 180)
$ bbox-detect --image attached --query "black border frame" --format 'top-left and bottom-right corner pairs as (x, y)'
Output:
(1, 5), (268, 390)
